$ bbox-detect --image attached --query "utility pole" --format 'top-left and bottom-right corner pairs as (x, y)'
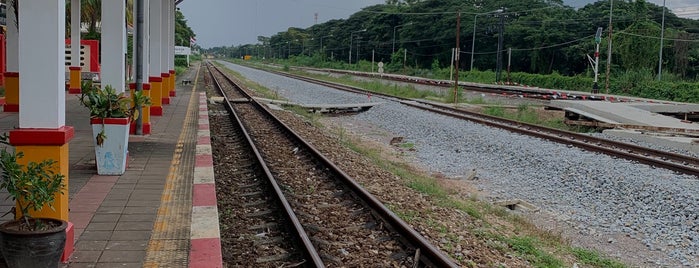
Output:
(403, 48), (407, 69)
(605, 0), (613, 93)
(454, 12), (460, 104)
(450, 48), (455, 81)
(657, 0), (666, 81)
(134, 0), (146, 135)
(507, 47), (512, 84)
(495, 9), (505, 83)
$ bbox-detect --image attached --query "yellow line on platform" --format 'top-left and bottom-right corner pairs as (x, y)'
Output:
(143, 63), (202, 267)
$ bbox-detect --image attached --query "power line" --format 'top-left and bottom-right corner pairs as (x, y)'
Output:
(617, 31), (699, 42)
(357, 5), (558, 16)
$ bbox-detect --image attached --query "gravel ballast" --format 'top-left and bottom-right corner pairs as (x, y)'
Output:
(219, 61), (699, 267)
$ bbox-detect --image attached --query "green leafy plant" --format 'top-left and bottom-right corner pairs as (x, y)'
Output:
(0, 134), (65, 231)
(78, 84), (151, 146)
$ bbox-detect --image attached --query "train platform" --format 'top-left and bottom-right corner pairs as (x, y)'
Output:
(0, 62), (222, 267)
(549, 100), (699, 134)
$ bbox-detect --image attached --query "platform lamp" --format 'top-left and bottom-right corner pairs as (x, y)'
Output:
(587, 27), (604, 94)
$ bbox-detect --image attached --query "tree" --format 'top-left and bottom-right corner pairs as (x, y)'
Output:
(174, 10), (195, 46)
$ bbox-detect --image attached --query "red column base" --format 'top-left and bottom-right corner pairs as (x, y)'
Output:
(162, 97), (170, 105)
(151, 106), (163, 116)
(68, 88), (82, 94)
(3, 104), (19, 113)
(61, 222), (74, 263)
(169, 91), (176, 97)
(129, 122), (152, 135)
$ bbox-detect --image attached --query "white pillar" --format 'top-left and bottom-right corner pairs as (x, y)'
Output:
(101, 0), (126, 93)
(149, 0), (162, 77)
(160, 0), (170, 75)
(70, 0), (81, 67)
(19, 0), (66, 128)
(6, 0), (18, 72)
(169, 3), (175, 71)
(133, 0), (150, 80)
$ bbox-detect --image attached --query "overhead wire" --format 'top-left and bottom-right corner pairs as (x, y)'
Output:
(616, 31), (699, 42)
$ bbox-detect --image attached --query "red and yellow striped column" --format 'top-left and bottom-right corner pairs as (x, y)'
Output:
(149, 76), (163, 116)
(9, 127), (73, 221)
(129, 83), (152, 134)
(68, 67), (82, 94)
(161, 72), (171, 105)
(169, 69), (176, 97)
(3, 72), (19, 112)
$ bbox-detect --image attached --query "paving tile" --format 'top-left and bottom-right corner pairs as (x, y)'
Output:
(96, 206), (125, 214)
(79, 230), (112, 241)
(119, 214), (156, 222)
(90, 176), (120, 183)
(106, 189), (135, 197)
(85, 222), (117, 231)
(100, 200), (128, 207)
(71, 196), (106, 203)
(95, 263), (142, 268)
(70, 203), (101, 212)
(133, 183), (165, 190)
(103, 193), (131, 201)
(74, 228), (85, 241)
(115, 221), (155, 231)
(105, 240), (148, 251)
(126, 200), (161, 207)
(123, 206), (159, 215)
(70, 212), (94, 229)
(63, 263), (97, 268)
(127, 194), (161, 202)
(111, 183), (136, 190)
(110, 230), (152, 241)
(75, 240), (108, 251)
(89, 213), (120, 223)
(98, 250), (146, 263)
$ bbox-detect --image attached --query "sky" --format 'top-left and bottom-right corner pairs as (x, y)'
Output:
(179, 0), (385, 48)
(179, 0), (698, 49)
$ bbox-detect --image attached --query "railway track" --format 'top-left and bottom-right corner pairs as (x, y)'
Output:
(249, 66), (699, 177)
(206, 66), (316, 266)
(207, 62), (458, 267)
(295, 66), (607, 101)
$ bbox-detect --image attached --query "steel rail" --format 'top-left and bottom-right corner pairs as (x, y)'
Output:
(207, 63), (326, 267)
(258, 67), (699, 177)
(209, 62), (459, 267)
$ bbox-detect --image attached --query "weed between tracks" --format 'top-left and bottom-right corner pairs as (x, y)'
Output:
(215, 61), (625, 268)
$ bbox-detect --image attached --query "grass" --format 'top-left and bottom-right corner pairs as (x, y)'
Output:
(175, 66), (186, 76)
(572, 248), (626, 268)
(507, 236), (565, 268)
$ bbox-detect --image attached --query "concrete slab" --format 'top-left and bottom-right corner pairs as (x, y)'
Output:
(254, 97), (384, 114)
(603, 129), (699, 154)
(551, 100), (699, 132)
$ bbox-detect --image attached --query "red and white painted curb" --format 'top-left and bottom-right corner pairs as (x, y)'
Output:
(189, 92), (222, 268)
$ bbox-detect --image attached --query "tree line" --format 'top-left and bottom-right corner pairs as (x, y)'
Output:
(206, 0), (699, 81)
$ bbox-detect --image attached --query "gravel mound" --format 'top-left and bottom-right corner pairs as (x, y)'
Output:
(219, 61), (699, 267)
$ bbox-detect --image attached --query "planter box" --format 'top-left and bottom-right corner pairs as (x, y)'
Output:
(90, 118), (130, 175)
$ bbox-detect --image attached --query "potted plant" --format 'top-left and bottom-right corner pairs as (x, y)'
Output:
(78, 84), (150, 175)
(0, 134), (67, 267)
